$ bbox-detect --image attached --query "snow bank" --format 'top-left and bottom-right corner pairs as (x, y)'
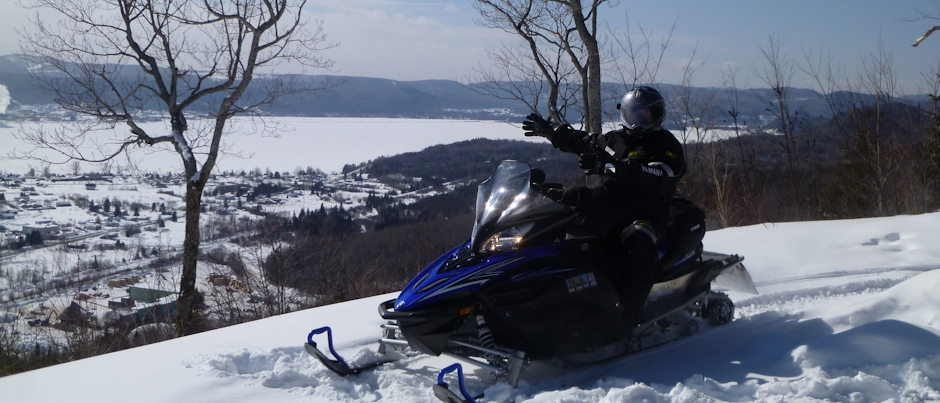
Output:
(2, 213), (940, 403)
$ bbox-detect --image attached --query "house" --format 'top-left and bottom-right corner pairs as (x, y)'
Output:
(128, 286), (176, 303)
(22, 224), (60, 239)
(108, 298), (135, 309)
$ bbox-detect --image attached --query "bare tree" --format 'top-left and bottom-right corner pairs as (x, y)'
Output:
(468, 5), (580, 123)
(473, 0), (577, 124)
(67, 160), (81, 176)
(557, 0), (608, 133)
(754, 34), (809, 219)
(606, 16), (676, 88)
(842, 45), (920, 216)
(922, 61), (940, 209)
(805, 42), (929, 217)
(671, 44), (714, 166)
(603, 16), (677, 132)
(910, 16), (940, 207)
(718, 66), (765, 224)
(472, 0), (610, 132)
(16, 0), (337, 336)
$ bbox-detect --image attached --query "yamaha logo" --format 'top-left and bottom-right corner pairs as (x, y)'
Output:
(641, 165), (663, 176)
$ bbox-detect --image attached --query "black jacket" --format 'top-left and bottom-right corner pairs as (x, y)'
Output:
(550, 126), (686, 234)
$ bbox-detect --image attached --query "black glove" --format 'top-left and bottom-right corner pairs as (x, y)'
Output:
(522, 113), (554, 140)
(560, 186), (591, 207)
(579, 152), (616, 174)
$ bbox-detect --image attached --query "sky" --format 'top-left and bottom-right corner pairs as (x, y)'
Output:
(1, 1), (939, 93)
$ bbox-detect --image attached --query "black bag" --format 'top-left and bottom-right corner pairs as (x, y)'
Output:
(666, 196), (706, 255)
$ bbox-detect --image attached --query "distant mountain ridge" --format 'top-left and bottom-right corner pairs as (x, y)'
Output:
(0, 54), (928, 124)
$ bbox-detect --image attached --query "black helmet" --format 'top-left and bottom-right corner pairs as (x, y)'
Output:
(619, 86), (666, 130)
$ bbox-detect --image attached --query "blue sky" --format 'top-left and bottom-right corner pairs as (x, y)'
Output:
(2, 1), (939, 93)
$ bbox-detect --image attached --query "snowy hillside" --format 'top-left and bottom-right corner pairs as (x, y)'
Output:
(2, 212), (940, 402)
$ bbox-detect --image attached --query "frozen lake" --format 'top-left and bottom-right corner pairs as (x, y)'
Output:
(0, 117), (540, 175)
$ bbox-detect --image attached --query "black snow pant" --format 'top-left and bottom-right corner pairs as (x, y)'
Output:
(608, 220), (660, 326)
(571, 186), (663, 326)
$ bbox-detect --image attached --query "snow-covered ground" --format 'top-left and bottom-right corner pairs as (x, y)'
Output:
(0, 165), (427, 347)
(2, 212), (939, 402)
(0, 117), (550, 362)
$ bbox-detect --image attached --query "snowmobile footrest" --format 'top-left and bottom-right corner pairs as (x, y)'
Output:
(434, 363), (481, 403)
(305, 326), (390, 376)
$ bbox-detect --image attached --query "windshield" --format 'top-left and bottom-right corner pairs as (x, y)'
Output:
(470, 161), (567, 253)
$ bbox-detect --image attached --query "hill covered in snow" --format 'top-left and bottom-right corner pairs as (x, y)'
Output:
(2, 212), (940, 402)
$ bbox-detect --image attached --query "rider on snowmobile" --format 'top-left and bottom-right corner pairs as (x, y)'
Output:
(522, 86), (686, 326)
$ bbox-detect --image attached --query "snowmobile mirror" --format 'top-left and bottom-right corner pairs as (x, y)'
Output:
(530, 168), (545, 185)
(604, 163), (616, 174)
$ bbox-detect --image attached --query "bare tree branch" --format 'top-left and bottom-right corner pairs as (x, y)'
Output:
(913, 26), (940, 47)
(471, 0), (610, 131)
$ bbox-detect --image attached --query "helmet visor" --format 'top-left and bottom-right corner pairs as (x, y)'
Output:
(621, 103), (664, 130)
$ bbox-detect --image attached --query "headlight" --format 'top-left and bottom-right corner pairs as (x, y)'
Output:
(479, 227), (523, 254)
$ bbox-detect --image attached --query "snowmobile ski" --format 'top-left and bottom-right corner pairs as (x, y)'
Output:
(304, 326), (395, 376)
(433, 364), (484, 403)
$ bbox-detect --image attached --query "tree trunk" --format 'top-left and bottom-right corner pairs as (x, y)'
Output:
(586, 48), (602, 133)
(567, 0), (602, 133)
(176, 180), (204, 336)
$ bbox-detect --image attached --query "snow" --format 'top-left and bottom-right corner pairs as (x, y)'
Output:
(0, 117), (537, 175)
(2, 212), (940, 402)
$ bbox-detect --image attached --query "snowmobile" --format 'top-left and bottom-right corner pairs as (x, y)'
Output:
(305, 160), (757, 403)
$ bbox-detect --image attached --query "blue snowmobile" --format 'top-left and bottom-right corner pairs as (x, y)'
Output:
(306, 160), (757, 403)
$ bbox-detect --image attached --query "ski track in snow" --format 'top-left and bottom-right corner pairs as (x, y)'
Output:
(183, 260), (940, 403)
(729, 264), (939, 319)
(190, 267), (940, 403)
